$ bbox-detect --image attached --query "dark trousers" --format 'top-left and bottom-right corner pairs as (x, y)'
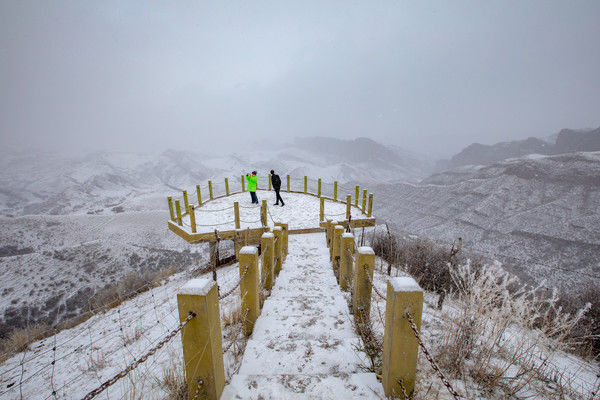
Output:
(274, 188), (284, 205)
(250, 191), (258, 204)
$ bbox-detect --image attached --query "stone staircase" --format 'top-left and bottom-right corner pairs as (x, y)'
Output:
(221, 232), (383, 399)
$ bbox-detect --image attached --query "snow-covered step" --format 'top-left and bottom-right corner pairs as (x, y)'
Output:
(221, 373), (384, 399)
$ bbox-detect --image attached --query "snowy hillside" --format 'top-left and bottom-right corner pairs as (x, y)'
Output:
(373, 152), (600, 289)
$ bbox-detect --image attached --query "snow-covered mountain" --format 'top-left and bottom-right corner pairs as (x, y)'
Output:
(373, 151), (600, 289)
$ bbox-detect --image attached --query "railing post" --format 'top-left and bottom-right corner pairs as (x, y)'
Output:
(196, 185), (202, 205)
(355, 185), (359, 207)
(382, 278), (423, 398)
(273, 226), (283, 275)
(241, 175), (246, 192)
(333, 181), (338, 202)
(352, 246), (375, 325)
(340, 233), (354, 291)
(175, 200), (182, 225)
(368, 193), (374, 217)
(268, 174), (272, 191)
(189, 205), (197, 233)
(318, 178), (322, 197)
(332, 225), (344, 279)
(234, 202), (240, 229)
(286, 174), (290, 192)
(260, 232), (275, 291)
(178, 278), (225, 400)
(239, 246), (260, 336)
(304, 176), (307, 194)
(183, 190), (189, 210)
(326, 219), (333, 258)
(168, 197), (175, 221)
(225, 178), (229, 196)
(362, 189), (367, 213)
(320, 197), (325, 221)
(208, 180), (214, 200)
(346, 194), (351, 221)
(274, 222), (288, 259)
(261, 200), (267, 226)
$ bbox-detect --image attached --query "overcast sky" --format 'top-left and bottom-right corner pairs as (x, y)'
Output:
(1, 1), (599, 158)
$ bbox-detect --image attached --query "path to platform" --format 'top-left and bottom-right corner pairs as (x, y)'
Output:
(221, 232), (384, 399)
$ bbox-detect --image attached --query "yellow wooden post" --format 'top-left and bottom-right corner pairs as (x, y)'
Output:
(362, 189), (367, 213)
(241, 175), (246, 192)
(268, 174), (272, 191)
(234, 201), (240, 229)
(320, 197), (325, 221)
(304, 176), (307, 194)
(333, 181), (338, 202)
(208, 180), (214, 200)
(175, 200), (182, 225)
(261, 200), (267, 226)
(318, 178), (322, 197)
(261, 232), (275, 291)
(196, 185), (202, 205)
(326, 219), (333, 258)
(183, 190), (189, 210)
(177, 278), (225, 400)
(189, 205), (197, 233)
(340, 233), (355, 291)
(274, 222), (289, 259)
(239, 246), (260, 336)
(286, 174), (290, 192)
(352, 246), (375, 325)
(355, 185), (359, 207)
(167, 197), (175, 221)
(368, 193), (374, 217)
(346, 194), (351, 221)
(225, 178), (229, 196)
(382, 278), (423, 398)
(273, 226), (283, 275)
(332, 225), (344, 278)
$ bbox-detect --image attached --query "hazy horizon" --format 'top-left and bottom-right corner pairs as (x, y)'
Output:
(2, 1), (599, 158)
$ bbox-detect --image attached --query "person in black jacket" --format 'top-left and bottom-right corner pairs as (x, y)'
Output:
(270, 170), (285, 206)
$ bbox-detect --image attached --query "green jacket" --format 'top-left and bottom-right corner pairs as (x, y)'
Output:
(246, 174), (257, 192)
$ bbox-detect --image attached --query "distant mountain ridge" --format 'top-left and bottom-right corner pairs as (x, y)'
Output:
(444, 126), (600, 169)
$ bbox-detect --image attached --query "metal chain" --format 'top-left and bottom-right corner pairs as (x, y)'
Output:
(194, 205), (235, 212)
(405, 312), (462, 400)
(363, 264), (387, 300)
(218, 266), (249, 300)
(81, 312), (196, 400)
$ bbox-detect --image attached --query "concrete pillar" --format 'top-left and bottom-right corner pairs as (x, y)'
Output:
(239, 246), (260, 336)
(320, 197), (325, 221)
(382, 278), (423, 399)
(352, 246), (375, 325)
(177, 278), (225, 400)
(225, 178), (230, 196)
(208, 180), (214, 200)
(260, 232), (275, 291)
(196, 185), (202, 205)
(183, 190), (189, 210)
(234, 202), (240, 229)
(189, 205), (197, 233)
(332, 225), (344, 278)
(340, 233), (355, 291)
(175, 200), (182, 225)
(273, 226), (283, 275)
(346, 195), (352, 221)
(167, 197), (175, 221)
(368, 193), (374, 217)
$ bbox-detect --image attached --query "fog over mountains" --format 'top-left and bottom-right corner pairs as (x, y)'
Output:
(1, 130), (599, 335)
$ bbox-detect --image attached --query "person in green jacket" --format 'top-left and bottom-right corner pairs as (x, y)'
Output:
(246, 171), (259, 204)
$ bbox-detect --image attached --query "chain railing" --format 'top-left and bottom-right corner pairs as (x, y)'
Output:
(219, 266), (249, 301)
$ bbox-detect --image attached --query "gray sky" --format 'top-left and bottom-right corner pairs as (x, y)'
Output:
(1, 1), (599, 158)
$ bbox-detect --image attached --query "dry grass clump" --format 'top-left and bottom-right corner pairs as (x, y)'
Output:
(160, 362), (188, 400)
(0, 323), (47, 361)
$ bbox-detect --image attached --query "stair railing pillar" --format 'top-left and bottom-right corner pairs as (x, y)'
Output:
(368, 193), (374, 217)
(382, 277), (423, 399)
(268, 174), (272, 191)
(318, 178), (322, 197)
(352, 246), (375, 325)
(274, 222), (288, 259)
(286, 174), (290, 192)
(196, 185), (202, 205)
(189, 205), (197, 233)
(261, 200), (267, 226)
(208, 180), (214, 200)
(183, 190), (189, 210)
(304, 176), (307, 194)
(320, 197), (325, 221)
(241, 175), (246, 192)
(234, 202), (240, 229)
(167, 197), (175, 221)
(340, 233), (355, 291)
(333, 181), (338, 202)
(177, 278), (225, 400)
(260, 232), (275, 291)
(225, 178), (230, 196)
(175, 200), (182, 225)
(355, 185), (359, 206)
(346, 194), (351, 221)
(273, 226), (283, 275)
(362, 189), (367, 213)
(332, 225), (344, 278)
(239, 246), (260, 336)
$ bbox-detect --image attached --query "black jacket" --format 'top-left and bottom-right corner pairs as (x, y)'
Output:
(271, 174), (281, 190)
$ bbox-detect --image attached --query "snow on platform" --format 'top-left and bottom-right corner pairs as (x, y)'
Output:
(178, 191), (368, 232)
(221, 232), (384, 399)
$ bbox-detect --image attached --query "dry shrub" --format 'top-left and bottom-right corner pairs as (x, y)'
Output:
(440, 261), (590, 397)
(557, 283), (600, 357)
(222, 306), (243, 328)
(0, 323), (47, 358)
(160, 363), (188, 400)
